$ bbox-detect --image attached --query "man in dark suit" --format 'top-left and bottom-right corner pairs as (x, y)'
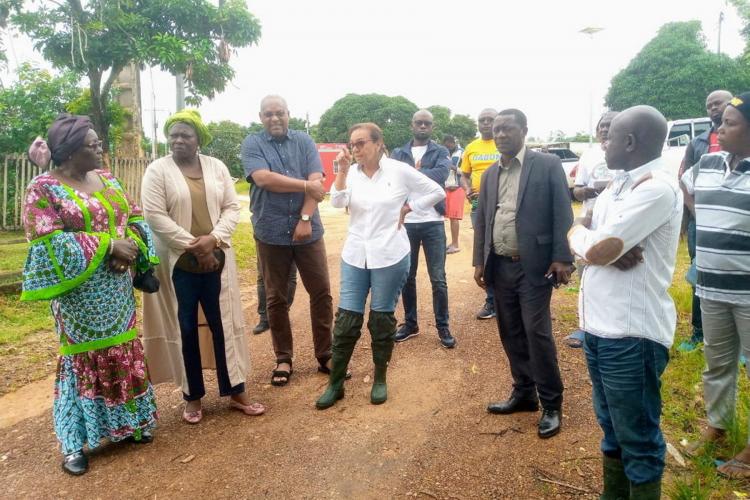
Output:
(472, 108), (574, 438)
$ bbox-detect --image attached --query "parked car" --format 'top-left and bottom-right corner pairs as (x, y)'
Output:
(546, 147), (579, 196)
(663, 117), (712, 177)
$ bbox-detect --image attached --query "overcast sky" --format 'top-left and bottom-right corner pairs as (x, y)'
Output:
(2, 0), (746, 141)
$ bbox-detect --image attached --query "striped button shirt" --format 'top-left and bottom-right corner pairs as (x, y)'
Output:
(681, 151), (750, 305)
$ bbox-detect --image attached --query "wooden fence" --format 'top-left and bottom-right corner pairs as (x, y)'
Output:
(1, 154), (148, 231)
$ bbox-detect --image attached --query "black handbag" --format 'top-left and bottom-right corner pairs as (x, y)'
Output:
(174, 248), (226, 274)
(133, 268), (160, 293)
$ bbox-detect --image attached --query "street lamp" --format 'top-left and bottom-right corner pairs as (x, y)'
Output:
(580, 27), (604, 147)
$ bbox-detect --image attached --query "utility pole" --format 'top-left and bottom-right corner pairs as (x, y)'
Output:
(579, 27), (604, 147)
(718, 11), (725, 54)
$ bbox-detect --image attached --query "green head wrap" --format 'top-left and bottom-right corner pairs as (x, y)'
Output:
(164, 109), (213, 147)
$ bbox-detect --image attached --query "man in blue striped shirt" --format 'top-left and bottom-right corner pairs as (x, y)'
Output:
(681, 92), (750, 479)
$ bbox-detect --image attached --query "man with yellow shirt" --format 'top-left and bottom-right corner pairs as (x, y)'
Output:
(461, 108), (501, 319)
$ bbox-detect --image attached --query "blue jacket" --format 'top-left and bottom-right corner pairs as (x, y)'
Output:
(390, 140), (451, 215)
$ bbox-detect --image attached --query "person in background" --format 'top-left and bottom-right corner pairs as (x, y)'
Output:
(241, 95), (334, 386)
(23, 114), (158, 475)
(569, 105), (681, 499)
(474, 109), (573, 439)
(316, 123), (445, 409)
(564, 111), (619, 349)
(677, 90), (733, 352)
(142, 109), (265, 424)
(681, 93), (750, 479)
(443, 134), (465, 254)
(461, 108), (501, 320)
(391, 110), (455, 348)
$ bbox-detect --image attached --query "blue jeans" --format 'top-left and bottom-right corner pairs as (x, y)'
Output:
(339, 255), (410, 313)
(402, 222), (449, 329)
(584, 333), (669, 485)
(470, 209), (495, 308)
(172, 268), (244, 401)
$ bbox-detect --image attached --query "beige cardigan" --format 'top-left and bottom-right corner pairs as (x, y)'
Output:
(140, 154), (247, 393)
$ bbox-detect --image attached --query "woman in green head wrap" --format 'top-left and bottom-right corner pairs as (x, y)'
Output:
(163, 108), (213, 147)
(141, 109), (265, 424)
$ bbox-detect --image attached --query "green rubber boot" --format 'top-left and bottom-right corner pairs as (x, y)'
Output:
(629, 479), (661, 500)
(368, 311), (396, 405)
(316, 309), (363, 410)
(601, 455), (628, 500)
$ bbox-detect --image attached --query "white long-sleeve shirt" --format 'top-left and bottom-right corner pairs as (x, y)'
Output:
(567, 157), (683, 348)
(330, 157), (445, 269)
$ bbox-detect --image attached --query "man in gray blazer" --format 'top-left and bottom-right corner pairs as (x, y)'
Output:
(472, 108), (574, 439)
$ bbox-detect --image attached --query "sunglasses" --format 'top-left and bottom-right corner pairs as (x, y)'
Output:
(348, 139), (373, 150)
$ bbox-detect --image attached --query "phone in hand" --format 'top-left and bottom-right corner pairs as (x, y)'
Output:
(545, 265), (576, 288)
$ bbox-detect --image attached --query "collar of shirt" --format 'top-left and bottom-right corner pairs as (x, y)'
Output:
(355, 155), (386, 179)
(262, 129), (291, 142)
(610, 157), (664, 197)
(500, 145), (526, 170)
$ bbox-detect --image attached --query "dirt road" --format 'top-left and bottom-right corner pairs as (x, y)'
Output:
(1, 202), (604, 499)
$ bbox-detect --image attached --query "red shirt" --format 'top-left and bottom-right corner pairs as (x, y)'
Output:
(708, 131), (721, 153)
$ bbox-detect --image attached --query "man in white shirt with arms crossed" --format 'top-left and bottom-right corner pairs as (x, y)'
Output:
(568, 105), (683, 500)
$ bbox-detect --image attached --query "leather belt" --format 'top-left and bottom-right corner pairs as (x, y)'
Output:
(496, 254), (521, 262)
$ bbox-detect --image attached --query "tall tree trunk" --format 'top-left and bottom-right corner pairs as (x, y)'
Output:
(88, 68), (111, 167)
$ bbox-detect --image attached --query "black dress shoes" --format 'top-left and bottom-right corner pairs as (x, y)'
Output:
(62, 450), (88, 476)
(252, 319), (270, 335)
(487, 395), (539, 415)
(538, 409), (562, 439)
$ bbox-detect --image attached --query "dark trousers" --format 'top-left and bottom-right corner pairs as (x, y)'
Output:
(584, 333), (669, 485)
(490, 254), (563, 409)
(256, 253), (297, 320)
(687, 217), (703, 341)
(256, 237), (333, 364)
(172, 267), (244, 401)
(402, 222), (449, 330)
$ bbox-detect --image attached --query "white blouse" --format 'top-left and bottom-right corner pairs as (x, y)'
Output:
(330, 156), (445, 269)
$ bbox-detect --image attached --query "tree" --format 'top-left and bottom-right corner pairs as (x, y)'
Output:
(0, 63), (82, 154)
(317, 94), (418, 151)
(9, 0), (261, 157)
(442, 114), (477, 148)
(605, 21), (750, 119)
(201, 120), (249, 179)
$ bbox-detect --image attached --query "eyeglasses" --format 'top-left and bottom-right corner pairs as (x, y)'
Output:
(84, 141), (103, 149)
(413, 120), (433, 127)
(349, 139), (372, 150)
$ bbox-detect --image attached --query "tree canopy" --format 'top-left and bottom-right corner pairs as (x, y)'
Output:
(605, 21), (750, 119)
(316, 94), (477, 151)
(316, 94), (419, 151)
(0, 63), (82, 153)
(8, 0), (261, 156)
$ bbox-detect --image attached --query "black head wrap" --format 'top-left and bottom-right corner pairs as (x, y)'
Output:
(728, 93), (750, 124)
(47, 113), (93, 166)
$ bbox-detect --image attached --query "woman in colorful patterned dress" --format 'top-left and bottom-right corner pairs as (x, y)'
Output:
(22, 114), (159, 476)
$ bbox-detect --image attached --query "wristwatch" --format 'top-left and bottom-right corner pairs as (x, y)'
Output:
(300, 214), (311, 222)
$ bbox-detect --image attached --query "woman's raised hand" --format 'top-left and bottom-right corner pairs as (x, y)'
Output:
(335, 147), (352, 174)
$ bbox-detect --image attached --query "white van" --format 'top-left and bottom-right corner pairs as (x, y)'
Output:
(662, 117), (712, 176)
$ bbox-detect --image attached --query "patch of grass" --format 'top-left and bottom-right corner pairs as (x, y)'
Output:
(0, 230), (25, 243)
(232, 222), (256, 273)
(0, 241), (28, 274)
(0, 294), (52, 345)
(234, 179), (250, 196)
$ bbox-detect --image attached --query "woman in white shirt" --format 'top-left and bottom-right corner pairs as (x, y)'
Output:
(316, 122), (445, 409)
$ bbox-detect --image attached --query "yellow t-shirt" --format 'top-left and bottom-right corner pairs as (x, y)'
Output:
(460, 138), (501, 191)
